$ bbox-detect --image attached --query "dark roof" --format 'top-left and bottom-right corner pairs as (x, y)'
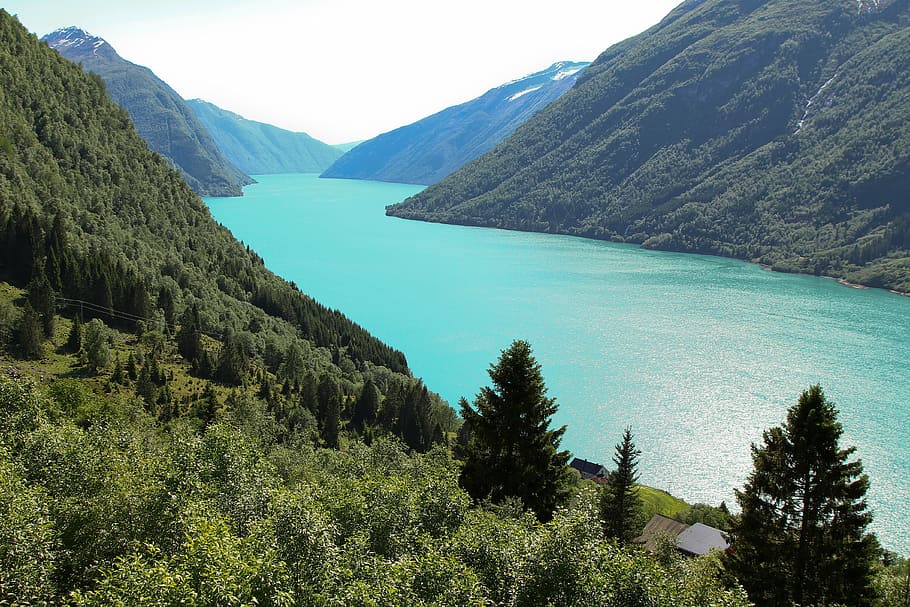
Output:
(570, 457), (607, 478)
(634, 514), (689, 553)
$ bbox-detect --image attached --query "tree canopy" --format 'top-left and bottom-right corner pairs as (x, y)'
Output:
(728, 385), (878, 607)
(600, 426), (645, 542)
(459, 340), (573, 521)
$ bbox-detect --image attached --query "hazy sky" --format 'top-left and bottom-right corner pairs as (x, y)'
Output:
(4, 0), (681, 143)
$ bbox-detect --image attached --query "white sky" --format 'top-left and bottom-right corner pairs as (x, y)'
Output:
(3, 0), (681, 143)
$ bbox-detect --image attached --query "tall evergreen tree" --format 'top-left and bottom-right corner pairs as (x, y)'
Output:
(66, 316), (82, 353)
(459, 340), (572, 521)
(352, 378), (381, 432)
(728, 385), (878, 607)
(26, 268), (55, 338)
(17, 303), (43, 359)
(600, 426), (644, 542)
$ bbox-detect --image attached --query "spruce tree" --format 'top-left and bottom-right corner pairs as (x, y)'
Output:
(352, 378), (381, 432)
(66, 316), (82, 353)
(459, 340), (572, 521)
(728, 385), (878, 607)
(600, 426), (644, 542)
(26, 268), (55, 338)
(17, 303), (43, 359)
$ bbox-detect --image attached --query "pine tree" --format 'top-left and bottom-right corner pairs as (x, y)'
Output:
(352, 378), (381, 432)
(728, 385), (878, 607)
(66, 315), (82, 353)
(459, 340), (572, 521)
(17, 303), (43, 359)
(600, 427), (644, 542)
(26, 268), (55, 338)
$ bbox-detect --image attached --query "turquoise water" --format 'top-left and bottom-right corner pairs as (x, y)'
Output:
(207, 173), (910, 554)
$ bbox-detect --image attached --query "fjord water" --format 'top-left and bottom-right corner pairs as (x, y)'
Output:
(207, 173), (910, 553)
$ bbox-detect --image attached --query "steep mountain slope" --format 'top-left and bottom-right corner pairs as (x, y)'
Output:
(187, 99), (343, 174)
(388, 0), (910, 292)
(0, 10), (412, 376)
(42, 26), (252, 197)
(322, 61), (589, 185)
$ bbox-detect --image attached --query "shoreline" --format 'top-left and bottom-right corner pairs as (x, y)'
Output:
(391, 211), (910, 298)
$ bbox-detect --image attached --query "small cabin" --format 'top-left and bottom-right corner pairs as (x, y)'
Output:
(635, 514), (730, 556)
(570, 457), (608, 480)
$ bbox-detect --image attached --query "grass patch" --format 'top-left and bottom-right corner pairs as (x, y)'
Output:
(638, 485), (690, 518)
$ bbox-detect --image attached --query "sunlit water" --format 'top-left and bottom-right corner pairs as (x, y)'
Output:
(207, 173), (910, 554)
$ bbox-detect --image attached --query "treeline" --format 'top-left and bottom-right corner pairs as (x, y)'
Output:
(388, 0), (910, 293)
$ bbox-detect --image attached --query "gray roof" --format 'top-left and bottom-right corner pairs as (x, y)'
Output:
(675, 522), (730, 556)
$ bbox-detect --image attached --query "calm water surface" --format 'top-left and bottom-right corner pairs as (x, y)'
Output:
(207, 173), (910, 553)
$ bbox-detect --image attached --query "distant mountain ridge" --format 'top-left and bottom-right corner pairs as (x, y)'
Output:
(388, 0), (910, 293)
(42, 26), (252, 197)
(321, 61), (589, 185)
(187, 99), (343, 175)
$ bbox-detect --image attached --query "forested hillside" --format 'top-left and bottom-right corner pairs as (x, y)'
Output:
(388, 0), (910, 293)
(187, 99), (343, 175)
(0, 10), (466, 433)
(42, 27), (252, 197)
(322, 61), (588, 185)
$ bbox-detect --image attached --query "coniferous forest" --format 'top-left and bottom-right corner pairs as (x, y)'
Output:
(1, 5), (909, 607)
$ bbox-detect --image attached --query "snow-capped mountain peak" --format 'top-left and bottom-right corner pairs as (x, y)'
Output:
(43, 27), (111, 58)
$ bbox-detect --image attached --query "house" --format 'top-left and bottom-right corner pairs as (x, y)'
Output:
(570, 457), (608, 480)
(634, 514), (730, 556)
(634, 514), (689, 553)
(675, 522), (730, 556)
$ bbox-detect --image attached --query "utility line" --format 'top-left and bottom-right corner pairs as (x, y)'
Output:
(55, 296), (224, 340)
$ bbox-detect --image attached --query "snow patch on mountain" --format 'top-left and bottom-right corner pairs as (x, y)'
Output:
(508, 86), (543, 102)
(552, 67), (583, 81)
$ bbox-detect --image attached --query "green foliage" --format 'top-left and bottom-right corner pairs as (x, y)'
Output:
(26, 268), (55, 337)
(16, 303), (42, 359)
(675, 501), (732, 531)
(600, 426), (645, 542)
(459, 340), (573, 521)
(66, 315), (82, 353)
(728, 385), (879, 607)
(873, 555), (910, 607)
(83, 318), (112, 373)
(0, 373), (753, 607)
(388, 0), (910, 292)
(0, 299), (20, 348)
(0, 447), (56, 606)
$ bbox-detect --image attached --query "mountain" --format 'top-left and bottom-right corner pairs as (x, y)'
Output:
(186, 99), (343, 175)
(321, 61), (589, 185)
(0, 10), (435, 383)
(388, 0), (910, 293)
(42, 26), (252, 197)
(333, 141), (364, 154)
